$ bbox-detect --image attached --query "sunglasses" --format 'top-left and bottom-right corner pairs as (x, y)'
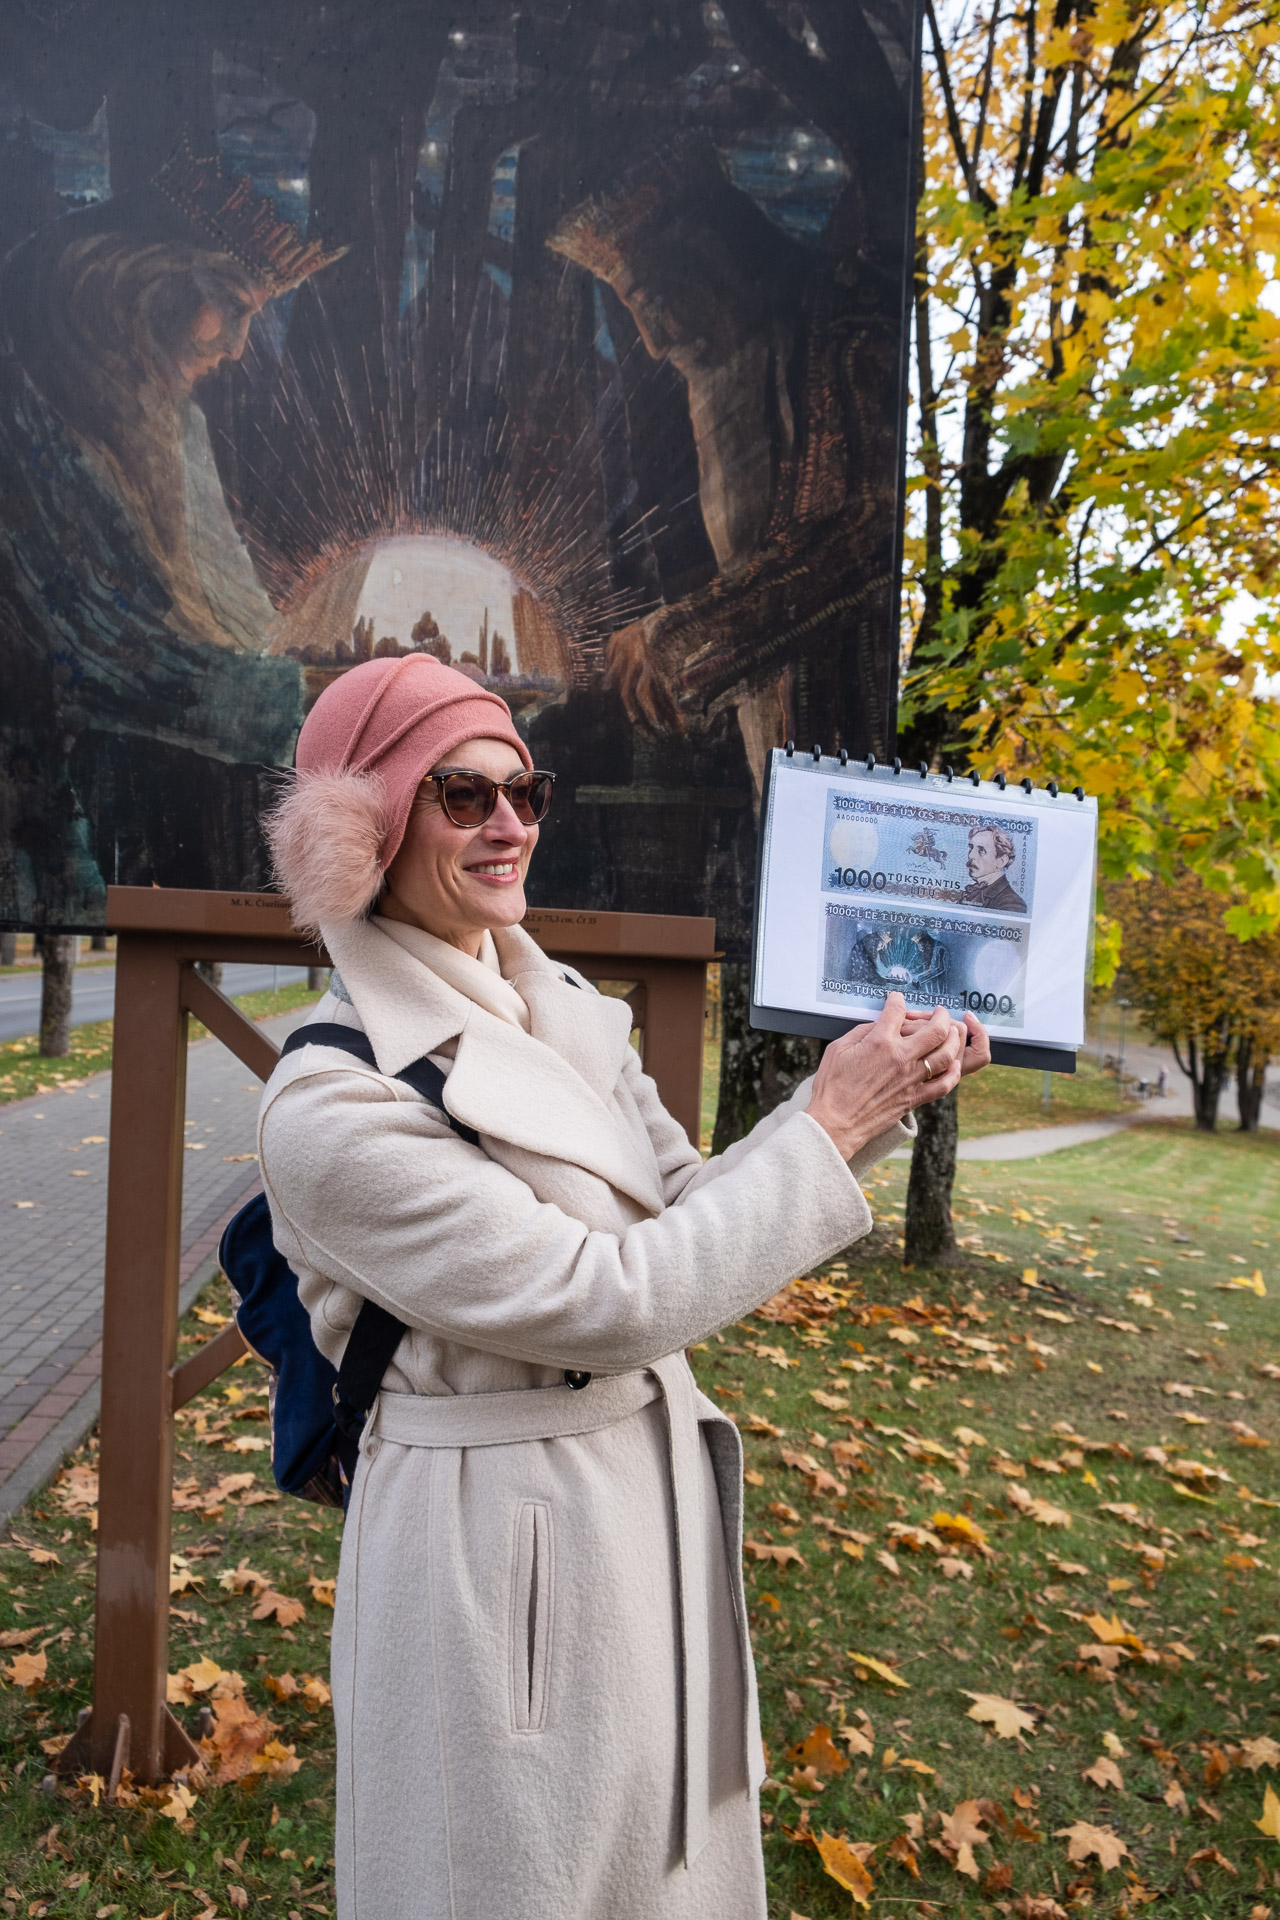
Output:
(419, 768), (556, 828)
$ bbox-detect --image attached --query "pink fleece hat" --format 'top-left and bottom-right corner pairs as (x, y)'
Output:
(265, 655), (531, 936)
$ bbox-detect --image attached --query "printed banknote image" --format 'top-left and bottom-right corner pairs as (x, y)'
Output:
(822, 791), (1037, 917)
(819, 899), (1028, 1025)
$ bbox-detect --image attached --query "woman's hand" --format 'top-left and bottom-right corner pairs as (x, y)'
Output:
(805, 995), (990, 1162)
(904, 1006), (992, 1080)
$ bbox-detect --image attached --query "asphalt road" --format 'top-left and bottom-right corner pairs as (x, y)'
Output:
(0, 963), (311, 1043)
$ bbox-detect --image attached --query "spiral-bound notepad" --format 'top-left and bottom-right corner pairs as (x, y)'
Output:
(750, 749), (1099, 1072)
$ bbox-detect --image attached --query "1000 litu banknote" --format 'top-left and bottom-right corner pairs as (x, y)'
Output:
(819, 901), (1028, 1025)
(822, 790), (1036, 917)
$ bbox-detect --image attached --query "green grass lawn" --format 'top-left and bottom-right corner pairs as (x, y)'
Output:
(0, 982), (325, 1106)
(2, 1096), (1277, 1915)
(958, 1054), (1135, 1136)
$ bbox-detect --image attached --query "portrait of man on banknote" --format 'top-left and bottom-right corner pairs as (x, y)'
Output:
(960, 825), (1027, 914)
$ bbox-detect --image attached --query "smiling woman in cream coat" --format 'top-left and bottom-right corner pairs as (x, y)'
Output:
(258, 656), (988, 1920)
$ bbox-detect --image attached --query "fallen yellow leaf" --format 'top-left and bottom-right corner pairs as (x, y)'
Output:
(938, 1798), (990, 1878)
(218, 1561), (271, 1595)
(157, 1779), (197, 1823)
(846, 1651), (909, 1689)
(1055, 1821), (1131, 1870)
(931, 1510), (990, 1554)
(815, 1831), (874, 1907)
(963, 1692), (1036, 1740)
(1082, 1613), (1145, 1652)
(3, 1648), (47, 1691)
(252, 1588), (306, 1627)
(1258, 1783), (1280, 1842)
(785, 1725), (850, 1779)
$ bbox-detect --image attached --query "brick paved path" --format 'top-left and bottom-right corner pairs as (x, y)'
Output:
(0, 1009), (309, 1521)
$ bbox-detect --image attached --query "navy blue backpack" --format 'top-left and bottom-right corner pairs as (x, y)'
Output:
(218, 1024), (479, 1509)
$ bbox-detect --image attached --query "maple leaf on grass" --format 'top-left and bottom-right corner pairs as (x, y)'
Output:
(166, 1656), (231, 1702)
(935, 1798), (990, 1879)
(815, 1831), (874, 1907)
(785, 1725), (850, 1780)
(1082, 1754), (1125, 1792)
(1240, 1736), (1280, 1772)
(931, 1510), (991, 1555)
(1014, 1896), (1068, 1920)
(1007, 1483), (1072, 1527)
(3, 1648), (47, 1691)
(1055, 1821), (1131, 1870)
(157, 1779), (198, 1824)
(1082, 1612), (1145, 1649)
(1164, 1778), (1189, 1817)
(218, 1560), (270, 1596)
(253, 1587), (306, 1627)
(963, 1691), (1036, 1740)
(744, 1539), (805, 1568)
(0, 1625), (45, 1650)
(885, 1831), (920, 1878)
(307, 1571), (336, 1607)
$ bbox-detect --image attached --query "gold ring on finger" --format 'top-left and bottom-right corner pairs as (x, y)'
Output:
(923, 1055), (934, 1080)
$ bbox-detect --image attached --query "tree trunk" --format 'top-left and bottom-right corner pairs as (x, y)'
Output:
(0, 931), (15, 966)
(90, 932), (108, 952)
(1175, 1032), (1230, 1131)
(195, 960), (224, 990)
(1236, 1033), (1267, 1132)
(904, 1088), (960, 1266)
(711, 962), (822, 1154)
(39, 934), (76, 1056)
(308, 966), (329, 992)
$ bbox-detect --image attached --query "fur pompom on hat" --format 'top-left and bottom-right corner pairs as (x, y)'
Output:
(265, 654), (531, 936)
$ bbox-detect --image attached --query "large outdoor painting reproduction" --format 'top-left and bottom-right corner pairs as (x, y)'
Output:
(0, 0), (920, 955)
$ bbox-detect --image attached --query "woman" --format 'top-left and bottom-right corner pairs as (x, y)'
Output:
(260, 652), (989, 1920)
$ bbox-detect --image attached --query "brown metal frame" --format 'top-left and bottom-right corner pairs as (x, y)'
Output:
(59, 887), (714, 1783)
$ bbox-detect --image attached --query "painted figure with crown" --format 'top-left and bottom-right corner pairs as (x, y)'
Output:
(0, 143), (343, 925)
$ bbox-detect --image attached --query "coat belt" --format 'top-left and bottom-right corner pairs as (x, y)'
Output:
(364, 1353), (715, 1867)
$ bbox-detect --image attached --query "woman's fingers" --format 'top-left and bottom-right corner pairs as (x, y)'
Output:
(874, 991), (908, 1039)
(900, 1004), (955, 1062)
(959, 1011), (992, 1077)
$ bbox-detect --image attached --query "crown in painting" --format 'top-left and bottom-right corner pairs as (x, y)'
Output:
(152, 137), (346, 296)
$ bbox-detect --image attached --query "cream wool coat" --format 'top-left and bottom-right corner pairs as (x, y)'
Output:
(257, 916), (915, 1920)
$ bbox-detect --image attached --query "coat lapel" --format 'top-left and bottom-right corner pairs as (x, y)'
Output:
(319, 916), (665, 1217)
(320, 915), (469, 1072)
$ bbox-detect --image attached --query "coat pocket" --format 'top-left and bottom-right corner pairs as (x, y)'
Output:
(509, 1500), (554, 1733)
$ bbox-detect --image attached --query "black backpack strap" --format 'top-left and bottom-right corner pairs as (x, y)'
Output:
(281, 1021), (491, 1462)
(394, 1053), (480, 1146)
(333, 1298), (408, 1459)
(281, 1022), (378, 1068)
(280, 1023), (479, 1144)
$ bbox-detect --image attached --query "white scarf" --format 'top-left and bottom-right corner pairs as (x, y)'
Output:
(372, 916), (531, 1032)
